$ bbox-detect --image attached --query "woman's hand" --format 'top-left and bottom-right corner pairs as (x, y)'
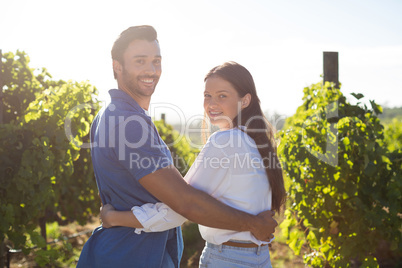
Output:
(100, 204), (116, 228)
(99, 204), (145, 229)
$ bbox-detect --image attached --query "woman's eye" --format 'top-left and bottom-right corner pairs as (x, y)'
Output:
(219, 94), (226, 98)
(204, 94), (210, 98)
(136, 59), (145, 64)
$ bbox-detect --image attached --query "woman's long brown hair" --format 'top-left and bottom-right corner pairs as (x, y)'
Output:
(203, 61), (286, 213)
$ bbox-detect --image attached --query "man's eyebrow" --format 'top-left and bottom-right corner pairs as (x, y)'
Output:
(132, 55), (162, 58)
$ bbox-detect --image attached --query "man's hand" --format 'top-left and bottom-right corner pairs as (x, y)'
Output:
(100, 204), (116, 228)
(250, 210), (277, 241)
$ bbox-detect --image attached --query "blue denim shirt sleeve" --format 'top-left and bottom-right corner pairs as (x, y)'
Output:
(113, 112), (173, 181)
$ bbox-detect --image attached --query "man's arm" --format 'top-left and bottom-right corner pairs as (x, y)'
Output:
(139, 165), (277, 241)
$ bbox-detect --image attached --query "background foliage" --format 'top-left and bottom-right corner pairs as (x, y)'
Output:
(155, 120), (198, 176)
(2, 51), (402, 267)
(0, 51), (100, 265)
(379, 107), (402, 124)
(382, 118), (402, 152)
(279, 82), (402, 267)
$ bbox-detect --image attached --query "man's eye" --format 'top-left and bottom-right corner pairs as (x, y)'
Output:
(136, 59), (145, 64)
(204, 94), (211, 98)
(219, 95), (226, 98)
(154, 59), (161, 64)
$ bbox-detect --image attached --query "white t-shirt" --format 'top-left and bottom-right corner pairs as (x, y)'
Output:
(131, 127), (272, 245)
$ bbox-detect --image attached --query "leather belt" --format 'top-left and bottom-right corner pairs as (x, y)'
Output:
(222, 241), (259, 248)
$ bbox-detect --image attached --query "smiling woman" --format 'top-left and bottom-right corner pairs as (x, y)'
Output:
(201, 61), (286, 214)
(203, 76), (250, 130)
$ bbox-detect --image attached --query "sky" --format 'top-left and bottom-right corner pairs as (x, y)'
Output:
(1, 0), (402, 125)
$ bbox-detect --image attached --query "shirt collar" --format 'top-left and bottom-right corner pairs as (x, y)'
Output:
(238, 125), (247, 131)
(109, 89), (148, 116)
(142, 108), (150, 116)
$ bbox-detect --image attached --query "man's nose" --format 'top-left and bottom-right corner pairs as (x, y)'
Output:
(144, 63), (156, 75)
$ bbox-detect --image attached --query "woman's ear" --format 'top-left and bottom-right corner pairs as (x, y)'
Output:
(241, 93), (251, 109)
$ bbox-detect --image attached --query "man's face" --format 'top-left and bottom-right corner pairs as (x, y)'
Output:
(115, 39), (162, 98)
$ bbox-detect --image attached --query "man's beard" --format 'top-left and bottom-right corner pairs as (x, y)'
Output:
(122, 68), (158, 96)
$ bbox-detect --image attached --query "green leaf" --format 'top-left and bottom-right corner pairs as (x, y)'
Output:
(351, 92), (364, 100)
(370, 100), (383, 114)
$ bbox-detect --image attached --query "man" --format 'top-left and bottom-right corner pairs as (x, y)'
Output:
(77, 25), (277, 268)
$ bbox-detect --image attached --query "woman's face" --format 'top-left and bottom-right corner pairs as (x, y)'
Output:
(204, 76), (249, 130)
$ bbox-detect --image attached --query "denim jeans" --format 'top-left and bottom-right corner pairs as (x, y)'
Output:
(199, 242), (272, 268)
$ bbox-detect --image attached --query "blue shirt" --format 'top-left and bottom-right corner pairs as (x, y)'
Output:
(77, 89), (183, 268)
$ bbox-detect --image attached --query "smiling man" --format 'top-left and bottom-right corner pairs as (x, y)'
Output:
(77, 25), (277, 268)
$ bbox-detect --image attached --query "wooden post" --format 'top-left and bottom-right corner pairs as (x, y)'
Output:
(0, 50), (5, 268)
(323, 51), (339, 89)
(0, 241), (4, 268)
(161, 113), (165, 122)
(0, 49), (3, 124)
(0, 49), (3, 267)
(39, 216), (47, 250)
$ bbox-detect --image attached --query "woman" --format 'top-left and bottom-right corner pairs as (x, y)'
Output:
(101, 61), (286, 267)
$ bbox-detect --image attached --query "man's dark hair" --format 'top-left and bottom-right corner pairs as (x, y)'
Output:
(111, 25), (158, 79)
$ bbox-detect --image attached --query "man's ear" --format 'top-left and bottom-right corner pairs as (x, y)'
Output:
(241, 93), (251, 109)
(113, 60), (122, 77)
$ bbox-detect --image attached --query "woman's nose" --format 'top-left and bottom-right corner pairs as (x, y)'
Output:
(207, 98), (218, 108)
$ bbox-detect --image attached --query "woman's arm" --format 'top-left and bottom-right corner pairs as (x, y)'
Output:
(100, 203), (187, 232)
(101, 204), (143, 228)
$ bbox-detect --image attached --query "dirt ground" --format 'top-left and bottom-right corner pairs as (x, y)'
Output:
(6, 217), (305, 268)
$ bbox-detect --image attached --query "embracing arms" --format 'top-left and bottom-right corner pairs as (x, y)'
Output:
(102, 165), (277, 241)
